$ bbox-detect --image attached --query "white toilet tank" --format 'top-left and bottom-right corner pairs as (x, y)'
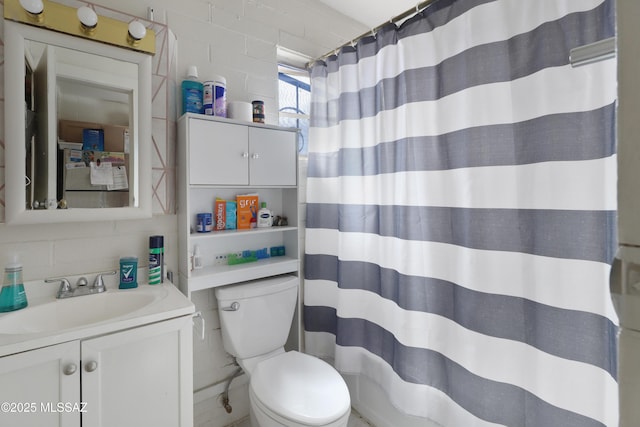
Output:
(215, 274), (298, 359)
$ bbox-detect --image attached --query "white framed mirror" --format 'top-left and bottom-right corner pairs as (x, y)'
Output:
(4, 19), (152, 224)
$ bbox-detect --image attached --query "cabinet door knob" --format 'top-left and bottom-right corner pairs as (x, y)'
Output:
(63, 363), (77, 376)
(84, 361), (98, 372)
(242, 152), (249, 158)
(251, 153), (260, 159)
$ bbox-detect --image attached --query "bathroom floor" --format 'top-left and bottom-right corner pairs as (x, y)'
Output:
(231, 409), (373, 427)
(347, 410), (374, 427)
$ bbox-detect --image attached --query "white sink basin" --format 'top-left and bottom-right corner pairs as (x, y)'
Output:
(0, 289), (163, 334)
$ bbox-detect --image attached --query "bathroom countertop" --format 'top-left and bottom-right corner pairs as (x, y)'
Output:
(0, 279), (194, 358)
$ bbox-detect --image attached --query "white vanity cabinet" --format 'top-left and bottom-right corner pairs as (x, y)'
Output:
(82, 316), (192, 427)
(177, 114), (300, 296)
(0, 341), (80, 427)
(0, 316), (193, 427)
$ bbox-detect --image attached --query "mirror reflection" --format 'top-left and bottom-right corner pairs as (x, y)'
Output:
(24, 40), (138, 210)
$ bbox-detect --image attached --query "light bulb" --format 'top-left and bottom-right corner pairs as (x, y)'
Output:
(19, 0), (43, 15)
(77, 6), (98, 30)
(127, 21), (146, 42)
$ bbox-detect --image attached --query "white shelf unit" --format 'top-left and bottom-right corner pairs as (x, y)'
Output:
(177, 114), (300, 298)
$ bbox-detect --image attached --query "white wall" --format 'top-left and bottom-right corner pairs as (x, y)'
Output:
(94, 0), (366, 124)
(0, 1), (366, 426)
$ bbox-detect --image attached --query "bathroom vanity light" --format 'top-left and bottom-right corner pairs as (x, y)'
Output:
(127, 21), (146, 45)
(18, 0), (43, 21)
(5, 0), (155, 54)
(77, 5), (98, 33)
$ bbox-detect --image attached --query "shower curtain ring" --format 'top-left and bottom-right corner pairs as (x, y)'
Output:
(416, 3), (420, 12)
(371, 28), (376, 38)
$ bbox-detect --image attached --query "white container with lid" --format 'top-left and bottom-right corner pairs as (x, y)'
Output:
(203, 75), (226, 117)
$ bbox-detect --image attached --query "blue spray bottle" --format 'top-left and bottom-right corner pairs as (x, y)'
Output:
(0, 256), (28, 312)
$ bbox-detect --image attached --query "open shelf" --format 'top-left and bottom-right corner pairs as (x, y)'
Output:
(184, 256), (299, 292)
(189, 225), (297, 240)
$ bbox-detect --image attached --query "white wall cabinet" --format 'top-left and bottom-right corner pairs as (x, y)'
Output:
(188, 118), (297, 187)
(0, 316), (193, 427)
(177, 114), (300, 295)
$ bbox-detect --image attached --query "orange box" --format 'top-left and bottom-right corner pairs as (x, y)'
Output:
(236, 194), (259, 229)
(214, 198), (226, 231)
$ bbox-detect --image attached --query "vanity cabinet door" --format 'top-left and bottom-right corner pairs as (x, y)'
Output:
(0, 341), (81, 427)
(81, 316), (193, 427)
(189, 118), (249, 185)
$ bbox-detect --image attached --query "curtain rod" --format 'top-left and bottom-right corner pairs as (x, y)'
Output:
(308, 0), (439, 68)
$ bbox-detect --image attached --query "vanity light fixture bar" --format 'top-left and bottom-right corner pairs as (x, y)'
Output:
(4, 0), (156, 54)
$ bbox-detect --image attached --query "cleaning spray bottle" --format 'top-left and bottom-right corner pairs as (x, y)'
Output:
(0, 256), (28, 312)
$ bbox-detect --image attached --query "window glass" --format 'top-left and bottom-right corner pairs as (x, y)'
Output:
(278, 66), (310, 156)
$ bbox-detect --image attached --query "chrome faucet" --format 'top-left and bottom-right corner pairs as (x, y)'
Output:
(45, 271), (116, 299)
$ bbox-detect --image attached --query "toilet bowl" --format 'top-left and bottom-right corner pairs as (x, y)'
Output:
(249, 351), (350, 426)
(215, 275), (350, 427)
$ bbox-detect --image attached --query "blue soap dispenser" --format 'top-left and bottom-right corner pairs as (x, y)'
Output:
(0, 256), (28, 312)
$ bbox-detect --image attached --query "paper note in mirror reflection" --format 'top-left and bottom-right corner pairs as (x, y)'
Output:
(109, 166), (129, 191)
(90, 161), (114, 186)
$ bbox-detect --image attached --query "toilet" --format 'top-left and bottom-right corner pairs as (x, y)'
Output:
(215, 274), (351, 427)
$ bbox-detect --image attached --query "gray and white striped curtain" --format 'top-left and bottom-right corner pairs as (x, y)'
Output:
(304, 0), (618, 426)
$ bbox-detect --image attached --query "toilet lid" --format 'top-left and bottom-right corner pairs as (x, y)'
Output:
(251, 351), (350, 426)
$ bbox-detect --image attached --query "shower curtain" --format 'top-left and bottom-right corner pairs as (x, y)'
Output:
(303, 0), (618, 426)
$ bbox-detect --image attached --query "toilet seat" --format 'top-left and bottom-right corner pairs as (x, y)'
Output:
(250, 351), (350, 426)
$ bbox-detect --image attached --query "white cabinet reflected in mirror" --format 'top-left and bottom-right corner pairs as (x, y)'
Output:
(5, 19), (152, 224)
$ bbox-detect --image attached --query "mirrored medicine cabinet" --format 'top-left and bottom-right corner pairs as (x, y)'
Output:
(4, 9), (153, 224)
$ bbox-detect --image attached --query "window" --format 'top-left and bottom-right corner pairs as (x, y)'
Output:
(278, 64), (310, 156)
